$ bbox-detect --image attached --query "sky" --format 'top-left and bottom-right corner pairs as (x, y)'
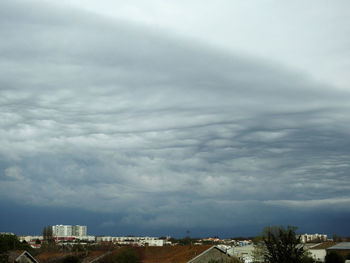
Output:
(1, 0), (350, 238)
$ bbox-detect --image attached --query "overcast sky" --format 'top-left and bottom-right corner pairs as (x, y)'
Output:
(1, 0), (350, 237)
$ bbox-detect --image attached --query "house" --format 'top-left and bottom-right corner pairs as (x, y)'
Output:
(307, 242), (338, 262)
(187, 246), (232, 263)
(7, 250), (39, 263)
(326, 242), (350, 258)
(230, 244), (254, 262)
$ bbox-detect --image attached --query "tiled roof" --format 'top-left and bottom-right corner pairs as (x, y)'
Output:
(81, 251), (107, 263)
(135, 245), (213, 263)
(36, 251), (74, 262)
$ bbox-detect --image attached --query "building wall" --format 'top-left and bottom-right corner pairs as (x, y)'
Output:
(327, 249), (350, 258)
(309, 249), (326, 262)
(232, 245), (254, 257)
(52, 225), (72, 237)
(72, 225), (87, 237)
(143, 239), (164, 246)
(52, 225), (87, 237)
(300, 234), (327, 243)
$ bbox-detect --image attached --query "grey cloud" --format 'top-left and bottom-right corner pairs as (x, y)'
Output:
(1, 0), (350, 230)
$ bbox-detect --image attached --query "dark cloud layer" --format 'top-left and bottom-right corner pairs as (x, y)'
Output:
(1, 1), (350, 236)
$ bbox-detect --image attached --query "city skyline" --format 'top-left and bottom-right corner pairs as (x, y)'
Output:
(1, 0), (350, 237)
(6, 226), (331, 242)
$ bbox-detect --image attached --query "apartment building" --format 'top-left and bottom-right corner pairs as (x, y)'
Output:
(51, 225), (87, 237)
(72, 225), (87, 237)
(299, 233), (327, 243)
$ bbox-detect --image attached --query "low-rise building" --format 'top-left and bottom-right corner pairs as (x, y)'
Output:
(231, 244), (254, 263)
(327, 242), (350, 258)
(95, 236), (166, 246)
(298, 242), (337, 262)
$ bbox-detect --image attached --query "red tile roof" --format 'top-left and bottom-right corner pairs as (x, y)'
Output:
(134, 245), (213, 263)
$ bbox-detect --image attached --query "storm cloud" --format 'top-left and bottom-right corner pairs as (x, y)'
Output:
(1, 0), (350, 236)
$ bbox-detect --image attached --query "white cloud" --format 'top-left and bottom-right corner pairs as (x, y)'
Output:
(264, 198), (350, 210)
(50, 0), (350, 90)
(4, 166), (23, 180)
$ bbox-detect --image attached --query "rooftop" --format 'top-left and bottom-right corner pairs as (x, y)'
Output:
(135, 245), (213, 263)
(328, 242), (350, 250)
(310, 242), (338, 250)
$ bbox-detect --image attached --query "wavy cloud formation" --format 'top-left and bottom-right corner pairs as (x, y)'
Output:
(1, 1), (350, 235)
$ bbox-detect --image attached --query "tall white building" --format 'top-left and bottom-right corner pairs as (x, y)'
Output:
(299, 233), (327, 243)
(51, 225), (87, 237)
(72, 225), (87, 237)
(52, 225), (72, 237)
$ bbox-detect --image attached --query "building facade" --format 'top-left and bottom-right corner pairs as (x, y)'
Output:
(299, 234), (327, 243)
(51, 225), (87, 237)
(72, 225), (87, 237)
